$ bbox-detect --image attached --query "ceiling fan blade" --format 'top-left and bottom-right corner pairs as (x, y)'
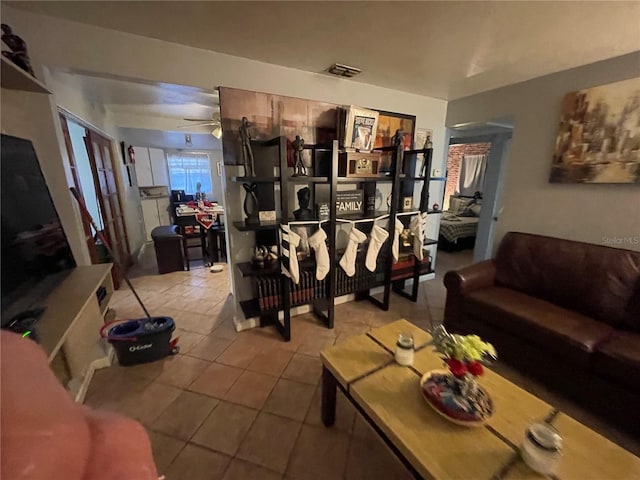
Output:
(182, 117), (212, 122)
(176, 122), (219, 129)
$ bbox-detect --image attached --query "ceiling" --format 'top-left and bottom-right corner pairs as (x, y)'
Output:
(49, 70), (219, 132)
(10, 1), (640, 100)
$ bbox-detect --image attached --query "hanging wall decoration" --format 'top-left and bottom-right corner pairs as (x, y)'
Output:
(550, 77), (640, 184)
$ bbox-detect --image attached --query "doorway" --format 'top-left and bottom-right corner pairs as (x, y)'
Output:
(59, 113), (132, 288)
(441, 122), (513, 269)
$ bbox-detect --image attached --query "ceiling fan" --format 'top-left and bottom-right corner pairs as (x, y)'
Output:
(176, 111), (222, 139)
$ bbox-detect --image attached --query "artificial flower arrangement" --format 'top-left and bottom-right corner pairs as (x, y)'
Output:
(432, 325), (497, 380)
(420, 326), (498, 425)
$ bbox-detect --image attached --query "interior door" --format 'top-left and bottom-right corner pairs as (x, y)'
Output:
(474, 134), (511, 262)
(59, 114), (100, 264)
(84, 130), (133, 284)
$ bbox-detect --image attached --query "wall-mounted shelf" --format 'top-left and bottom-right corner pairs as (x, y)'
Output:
(1, 57), (51, 94)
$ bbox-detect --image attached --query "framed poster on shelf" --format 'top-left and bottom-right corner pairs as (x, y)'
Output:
(343, 105), (379, 151)
(374, 110), (416, 172)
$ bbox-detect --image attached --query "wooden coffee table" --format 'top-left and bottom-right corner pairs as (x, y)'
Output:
(320, 319), (640, 479)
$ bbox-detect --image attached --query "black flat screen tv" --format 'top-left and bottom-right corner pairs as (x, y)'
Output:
(1, 134), (76, 325)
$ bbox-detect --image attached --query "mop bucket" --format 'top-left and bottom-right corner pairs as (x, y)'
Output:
(100, 317), (178, 366)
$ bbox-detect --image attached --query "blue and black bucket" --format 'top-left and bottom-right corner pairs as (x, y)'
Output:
(100, 316), (179, 366)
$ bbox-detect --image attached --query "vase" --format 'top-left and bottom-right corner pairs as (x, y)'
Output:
(243, 182), (259, 225)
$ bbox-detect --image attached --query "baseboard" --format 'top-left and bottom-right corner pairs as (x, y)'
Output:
(134, 242), (150, 262)
(69, 343), (113, 403)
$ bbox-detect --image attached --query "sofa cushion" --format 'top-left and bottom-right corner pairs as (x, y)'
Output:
(592, 331), (640, 393)
(463, 287), (614, 367)
(494, 232), (640, 330)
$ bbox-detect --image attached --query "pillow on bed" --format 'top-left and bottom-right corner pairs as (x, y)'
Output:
(449, 197), (473, 215)
(468, 204), (482, 217)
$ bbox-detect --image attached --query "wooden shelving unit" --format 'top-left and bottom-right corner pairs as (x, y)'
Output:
(231, 139), (337, 340)
(229, 133), (443, 340)
(391, 147), (446, 302)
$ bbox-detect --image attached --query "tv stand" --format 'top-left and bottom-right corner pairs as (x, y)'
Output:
(38, 263), (114, 402)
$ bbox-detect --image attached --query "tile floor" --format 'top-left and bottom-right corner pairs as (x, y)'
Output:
(86, 248), (638, 479)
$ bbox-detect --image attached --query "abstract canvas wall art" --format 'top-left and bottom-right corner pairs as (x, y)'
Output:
(550, 77), (640, 184)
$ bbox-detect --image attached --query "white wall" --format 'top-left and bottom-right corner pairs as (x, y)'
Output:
(118, 127), (220, 151)
(44, 70), (117, 137)
(446, 52), (640, 252)
(67, 119), (103, 230)
(43, 69), (146, 256)
(2, 6), (447, 161)
(2, 4), (448, 267)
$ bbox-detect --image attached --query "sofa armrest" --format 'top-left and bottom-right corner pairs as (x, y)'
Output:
(444, 260), (496, 296)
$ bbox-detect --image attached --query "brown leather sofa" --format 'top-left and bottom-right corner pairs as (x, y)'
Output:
(443, 232), (640, 431)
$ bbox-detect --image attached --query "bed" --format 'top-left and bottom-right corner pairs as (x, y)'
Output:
(438, 197), (481, 251)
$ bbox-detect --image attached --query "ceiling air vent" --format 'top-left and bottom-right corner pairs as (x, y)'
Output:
(325, 63), (362, 78)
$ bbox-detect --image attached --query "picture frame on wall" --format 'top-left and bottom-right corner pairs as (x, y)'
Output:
(374, 110), (416, 172)
(374, 110), (416, 150)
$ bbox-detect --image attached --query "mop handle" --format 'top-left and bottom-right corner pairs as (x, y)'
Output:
(70, 187), (152, 320)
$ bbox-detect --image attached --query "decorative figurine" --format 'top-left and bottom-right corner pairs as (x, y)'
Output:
(265, 245), (279, 264)
(239, 116), (255, 177)
(292, 135), (307, 176)
(424, 134), (433, 149)
(391, 129), (404, 148)
(391, 129), (404, 175)
(242, 182), (259, 225)
(293, 187), (314, 221)
(252, 245), (268, 269)
(1, 24), (35, 77)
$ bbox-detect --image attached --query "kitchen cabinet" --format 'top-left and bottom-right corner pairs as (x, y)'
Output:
(149, 148), (169, 186)
(133, 146), (153, 186)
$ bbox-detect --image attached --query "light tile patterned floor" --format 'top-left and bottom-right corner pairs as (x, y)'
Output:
(86, 248), (638, 478)
(88, 248), (464, 479)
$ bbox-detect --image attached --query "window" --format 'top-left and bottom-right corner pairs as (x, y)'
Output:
(167, 151), (213, 197)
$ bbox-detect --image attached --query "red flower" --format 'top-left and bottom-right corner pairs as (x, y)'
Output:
(446, 358), (467, 378)
(467, 361), (484, 377)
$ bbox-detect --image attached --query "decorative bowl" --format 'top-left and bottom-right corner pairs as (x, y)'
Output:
(419, 369), (494, 427)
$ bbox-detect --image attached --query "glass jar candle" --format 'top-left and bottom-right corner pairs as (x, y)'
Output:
(395, 332), (415, 366)
(521, 422), (562, 475)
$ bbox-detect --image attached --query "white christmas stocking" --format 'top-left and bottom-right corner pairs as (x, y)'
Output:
(308, 228), (330, 281)
(409, 213), (427, 260)
(282, 226), (301, 284)
(339, 227), (367, 277)
(391, 219), (404, 263)
(366, 225), (389, 272)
